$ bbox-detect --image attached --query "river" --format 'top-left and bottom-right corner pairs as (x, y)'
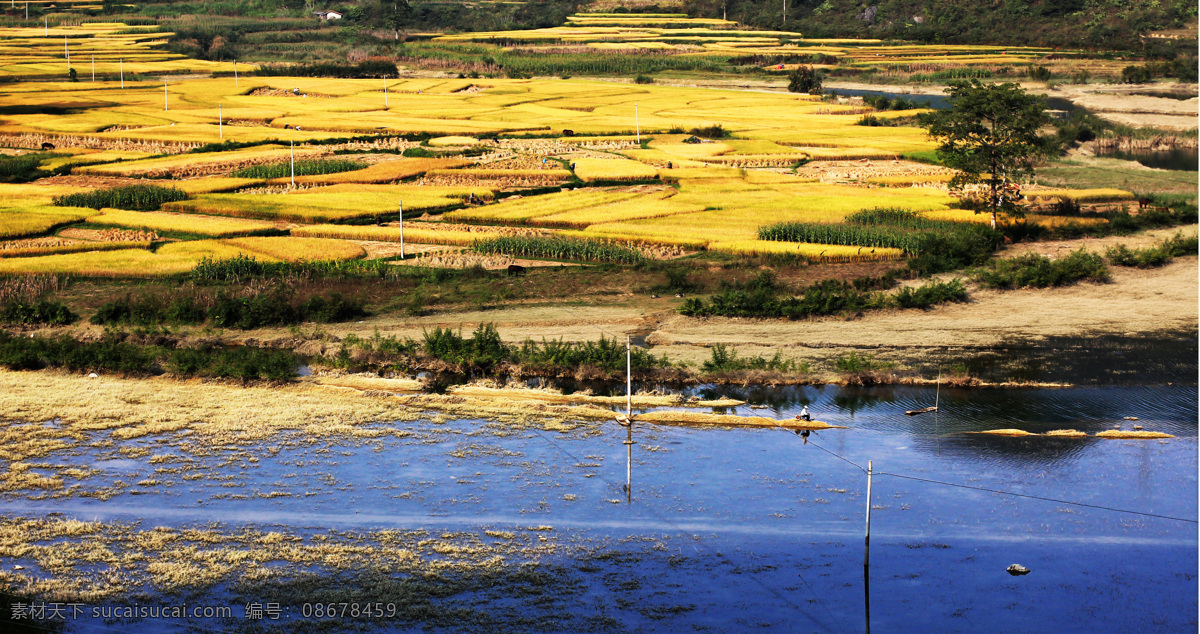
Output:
(1, 361), (1195, 632)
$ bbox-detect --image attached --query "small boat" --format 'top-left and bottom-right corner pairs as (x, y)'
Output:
(905, 406), (938, 416)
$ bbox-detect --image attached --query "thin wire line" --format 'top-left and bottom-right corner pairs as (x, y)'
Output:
(528, 428), (837, 631)
(802, 435), (867, 473)
(789, 428), (1196, 524)
(876, 471), (1198, 524)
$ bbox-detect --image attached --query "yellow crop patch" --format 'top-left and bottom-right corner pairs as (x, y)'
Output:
(221, 236), (365, 262)
(572, 158), (660, 182)
(88, 209), (279, 237)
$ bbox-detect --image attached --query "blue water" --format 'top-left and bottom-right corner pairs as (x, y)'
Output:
(1094, 146), (1199, 172)
(1, 383), (1195, 632)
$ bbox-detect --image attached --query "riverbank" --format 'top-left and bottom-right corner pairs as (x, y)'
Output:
(11, 229), (1194, 388)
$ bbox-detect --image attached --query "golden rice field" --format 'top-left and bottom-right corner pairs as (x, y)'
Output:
(163, 184), (491, 223)
(291, 223), (519, 247)
(572, 158), (661, 182)
(434, 13), (1057, 68)
(274, 158), (472, 186)
(0, 19), (1136, 273)
(87, 209), (280, 237)
(709, 240), (905, 261)
(0, 240), (263, 277)
(0, 23), (240, 79)
(0, 206), (97, 239)
(222, 236), (365, 262)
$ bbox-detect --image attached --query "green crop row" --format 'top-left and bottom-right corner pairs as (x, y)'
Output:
(53, 184), (189, 212)
(231, 158), (365, 179)
(471, 236), (646, 264)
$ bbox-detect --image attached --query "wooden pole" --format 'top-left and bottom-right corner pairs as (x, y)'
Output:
(384, 78), (388, 107)
(163, 81), (168, 111)
(865, 459), (873, 634)
(119, 59), (123, 88)
(398, 201), (404, 259)
(634, 102), (640, 144)
(219, 104), (223, 139)
(233, 60), (238, 88)
(91, 55), (94, 82)
(624, 423), (633, 504)
(626, 336), (632, 414)
(290, 140), (295, 187)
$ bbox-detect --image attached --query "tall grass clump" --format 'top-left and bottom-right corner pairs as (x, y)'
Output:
(974, 250), (1109, 289)
(0, 153), (52, 183)
(231, 158), (364, 179)
(0, 299), (76, 325)
(701, 344), (805, 373)
(91, 290), (365, 328)
(472, 236), (647, 264)
(168, 346), (298, 381)
(53, 184), (188, 211)
(190, 255), (398, 283)
(0, 331), (157, 374)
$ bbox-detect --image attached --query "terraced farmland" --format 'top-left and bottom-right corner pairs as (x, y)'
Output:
(0, 19), (1134, 275)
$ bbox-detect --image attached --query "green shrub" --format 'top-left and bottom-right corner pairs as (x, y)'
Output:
(0, 299), (76, 326)
(402, 147), (436, 158)
(834, 351), (890, 373)
(0, 332), (156, 374)
(894, 280), (967, 309)
(975, 250), (1109, 289)
(1106, 232), (1197, 268)
(52, 184), (188, 211)
(167, 346), (296, 380)
(1105, 243), (1170, 268)
(634, 74), (654, 84)
(701, 343), (803, 373)
(91, 296), (206, 326)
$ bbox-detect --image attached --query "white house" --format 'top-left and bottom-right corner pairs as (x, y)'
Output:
(313, 10), (343, 20)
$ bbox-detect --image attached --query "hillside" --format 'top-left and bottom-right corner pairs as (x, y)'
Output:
(680, 0), (1198, 51)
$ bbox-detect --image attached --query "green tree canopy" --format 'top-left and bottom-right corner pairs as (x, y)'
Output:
(918, 80), (1055, 229)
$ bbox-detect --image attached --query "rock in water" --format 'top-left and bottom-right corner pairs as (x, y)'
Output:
(1007, 564), (1030, 576)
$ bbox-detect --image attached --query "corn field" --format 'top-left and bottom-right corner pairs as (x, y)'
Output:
(471, 236), (647, 264)
(758, 222), (927, 254)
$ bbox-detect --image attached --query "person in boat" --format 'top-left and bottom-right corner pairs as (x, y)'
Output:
(798, 406), (811, 421)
